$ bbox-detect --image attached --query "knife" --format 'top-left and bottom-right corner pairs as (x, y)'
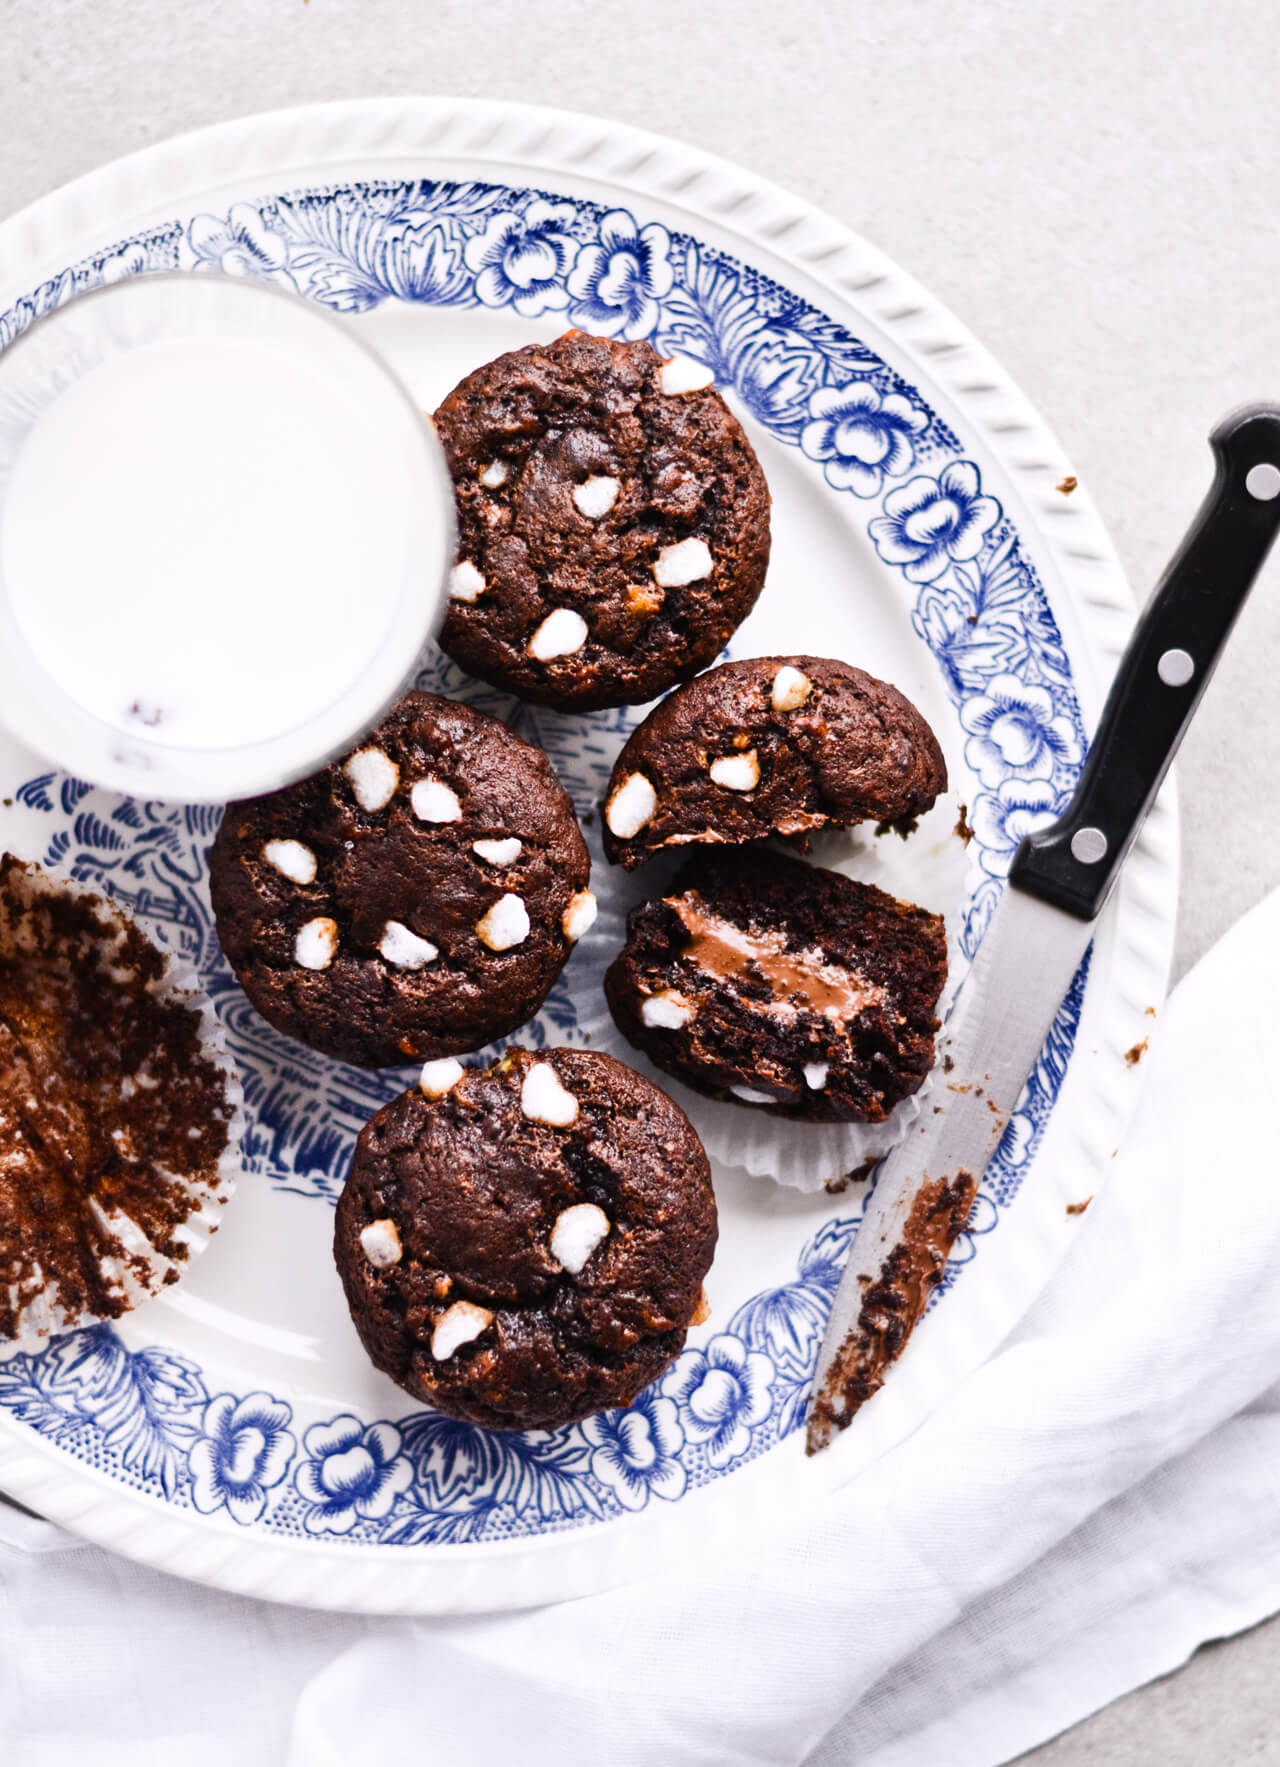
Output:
(806, 403), (1280, 1455)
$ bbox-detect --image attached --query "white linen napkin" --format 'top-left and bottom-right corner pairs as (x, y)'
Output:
(4, 886), (1280, 1767)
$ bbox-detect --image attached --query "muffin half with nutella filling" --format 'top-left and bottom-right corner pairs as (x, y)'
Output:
(604, 850), (947, 1124)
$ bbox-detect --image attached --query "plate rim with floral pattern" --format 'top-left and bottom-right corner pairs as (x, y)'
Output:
(0, 98), (1177, 1614)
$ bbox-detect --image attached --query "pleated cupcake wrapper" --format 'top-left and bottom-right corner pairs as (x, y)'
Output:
(564, 812), (969, 1192)
(1, 858), (244, 1347)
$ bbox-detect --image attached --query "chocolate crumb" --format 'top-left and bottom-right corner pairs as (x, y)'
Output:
(1125, 1038), (1148, 1067)
(874, 815), (921, 840)
(1057, 475), (1078, 495)
(825, 1156), (879, 1196)
(942, 1053), (955, 1073)
(1066, 1196), (1093, 1216)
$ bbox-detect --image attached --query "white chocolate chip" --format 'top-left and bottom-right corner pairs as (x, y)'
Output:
(449, 560), (486, 602)
(473, 837), (523, 866)
(344, 747), (399, 812)
(549, 1202), (610, 1275)
(731, 1085), (776, 1105)
(709, 749), (760, 792)
(295, 917), (338, 971)
(641, 990), (693, 1029)
(431, 1300), (494, 1361)
(659, 355), (716, 395)
(520, 1062), (579, 1127)
(804, 1062), (829, 1091)
(262, 839), (317, 886)
(480, 459), (509, 488)
(475, 893), (530, 951)
(572, 475), (620, 519)
(379, 921), (439, 970)
(420, 1056), (464, 1098)
(561, 890), (598, 942)
(411, 777), (462, 823)
(360, 1219), (402, 1269)
(653, 536), (712, 588)
(606, 771), (657, 839)
(771, 665), (813, 713)
(528, 608), (589, 661)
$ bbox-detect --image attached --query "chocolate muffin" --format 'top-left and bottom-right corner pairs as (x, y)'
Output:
(434, 331), (771, 711)
(209, 692), (595, 1068)
(602, 655), (947, 868)
(0, 854), (240, 1342)
(605, 851), (947, 1124)
(334, 1047), (716, 1430)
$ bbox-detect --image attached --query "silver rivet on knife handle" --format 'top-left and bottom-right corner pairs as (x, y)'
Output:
(1069, 827), (1108, 865)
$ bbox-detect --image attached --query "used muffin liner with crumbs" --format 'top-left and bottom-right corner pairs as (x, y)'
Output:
(0, 856), (244, 1347)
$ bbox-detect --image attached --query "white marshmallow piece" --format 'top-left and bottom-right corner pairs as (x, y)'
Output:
(572, 474), (620, 519)
(262, 839), (317, 886)
(480, 459), (509, 488)
(528, 608), (589, 661)
(771, 665), (813, 713)
(561, 890), (598, 942)
(709, 749), (760, 792)
(606, 771), (658, 839)
(659, 355), (716, 395)
(379, 921), (438, 970)
(420, 1056), (464, 1099)
(344, 747), (400, 812)
(520, 1062), (580, 1127)
(411, 777), (463, 823)
(360, 1219), (402, 1269)
(549, 1202), (611, 1275)
(731, 1085), (776, 1105)
(653, 536), (713, 588)
(449, 560), (486, 602)
(803, 1062), (830, 1091)
(476, 893), (530, 951)
(431, 1300), (494, 1362)
(295, 917), (338, 971)
(641, 990), (693, 1029)
(473, 837), (523, 866)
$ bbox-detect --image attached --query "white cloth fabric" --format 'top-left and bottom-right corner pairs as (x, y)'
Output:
(4, 888), (1280, 1767)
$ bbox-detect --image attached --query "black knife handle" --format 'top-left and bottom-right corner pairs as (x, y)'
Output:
(1010, 404), (1280, 921)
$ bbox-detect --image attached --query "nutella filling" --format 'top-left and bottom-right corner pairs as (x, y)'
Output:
(667, 889), (884, 1025)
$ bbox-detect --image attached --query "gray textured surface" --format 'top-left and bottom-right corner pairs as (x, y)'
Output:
(2, 1), (1278, 1759)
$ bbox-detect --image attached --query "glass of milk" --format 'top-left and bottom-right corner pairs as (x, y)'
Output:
(0, 274), (455, 802)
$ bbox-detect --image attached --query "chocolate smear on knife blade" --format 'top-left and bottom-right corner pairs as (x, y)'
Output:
(805, 1170), (978, 1455)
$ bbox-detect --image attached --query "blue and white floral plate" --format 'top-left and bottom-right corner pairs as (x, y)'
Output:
(0, 100), (1177, 1614)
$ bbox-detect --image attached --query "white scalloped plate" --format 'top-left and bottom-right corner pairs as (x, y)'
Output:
(0, 99), (1176, 1614)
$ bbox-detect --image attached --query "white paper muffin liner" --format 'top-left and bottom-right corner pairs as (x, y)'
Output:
(0, 856), (244, 1345)
(562, 810), (970, 1193)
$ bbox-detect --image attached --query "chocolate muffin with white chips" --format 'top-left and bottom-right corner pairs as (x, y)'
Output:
(210, 692), (594, 1068)
(434, 330), (771, 711)
(334, 1048), (716, 1429)
(605, 850), (947, 1124)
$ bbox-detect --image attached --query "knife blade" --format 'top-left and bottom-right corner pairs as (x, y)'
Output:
(807, 403), (1280, 1455)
